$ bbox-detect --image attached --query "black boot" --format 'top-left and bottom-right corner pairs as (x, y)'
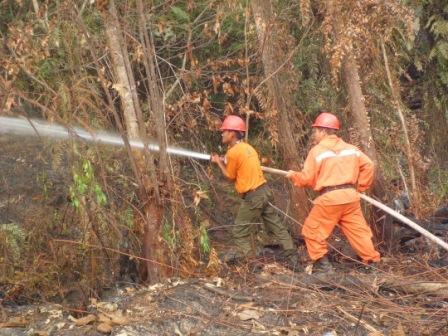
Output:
(219, 250), (245, 265)
(281, 249), (302, 271)
(313, 256), (335, 274)
(356, 261), (380, 273)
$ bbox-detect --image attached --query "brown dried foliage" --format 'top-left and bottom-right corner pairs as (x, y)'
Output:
(322, 0), (414, 84)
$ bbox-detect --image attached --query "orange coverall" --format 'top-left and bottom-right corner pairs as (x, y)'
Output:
(290, 135), (380, 263)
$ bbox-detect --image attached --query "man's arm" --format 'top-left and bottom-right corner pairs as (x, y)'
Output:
(211, 154), (235, 180)
(285, 150), (318, 188)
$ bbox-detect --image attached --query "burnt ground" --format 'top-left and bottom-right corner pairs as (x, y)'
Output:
(1, 136), (448, 335)
(1, 258), (448, 336)
(0, 135), (71, 226)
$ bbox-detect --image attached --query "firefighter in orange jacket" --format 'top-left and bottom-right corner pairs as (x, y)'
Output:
(286, 112), (380, 274)
(211, 115), (298, 268)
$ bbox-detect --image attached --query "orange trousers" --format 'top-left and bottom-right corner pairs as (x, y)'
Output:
(302, 201), (380, 263)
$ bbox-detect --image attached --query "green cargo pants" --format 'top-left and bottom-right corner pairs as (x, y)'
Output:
(233, 184), (295, 256)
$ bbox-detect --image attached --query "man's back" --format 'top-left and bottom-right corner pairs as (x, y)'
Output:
(291, 135), (374, 205)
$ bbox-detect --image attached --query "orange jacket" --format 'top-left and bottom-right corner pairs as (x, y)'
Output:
(290, 135), (374, 205)
(225, 142), (266, 194)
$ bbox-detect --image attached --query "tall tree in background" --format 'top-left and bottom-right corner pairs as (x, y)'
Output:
(321, 0), (425, 241)
(102, 0), (170, 282)
(323, 0), (385, 197)
(134, 0), (199, 276)
(322, 0), (420, 197)
(251, 0), (310, 224)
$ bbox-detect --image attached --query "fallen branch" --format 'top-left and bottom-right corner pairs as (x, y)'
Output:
(200, 283), (255, 302)
(337, 307), (383, 335)
(381, 281), (448, 296)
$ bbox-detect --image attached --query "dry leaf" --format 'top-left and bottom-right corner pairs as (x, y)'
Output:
(237, 309), (261, 321)
(193, 190), (209, 206)
(96, 302), (118, 312)
(97, 322), (113, 334)
(191, 95), (201, 104)
(206, 248), (222, 276)
(305, 264), (313, 275)
(74, 314), (96, 326)
(99, 311), (128, 326)
(0, 316), (29, 328)
(31, 331), (49, 336)
(108, 312), (128, 326)
(212, 276), (224, 287)
(223, 82), (235, 95)
(56, 322), (66, 330)
(125, 287), (135, 294)
(98, 313), (111, 324)
(237, 302), (255, 309)
(174, 323), (184, 336)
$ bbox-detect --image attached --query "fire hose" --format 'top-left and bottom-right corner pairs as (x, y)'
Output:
(260, 166), (448, 252)
(1, 116), (447, 252)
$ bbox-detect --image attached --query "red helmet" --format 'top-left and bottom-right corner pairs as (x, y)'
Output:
(312, 112), (340, 130)
(220, 115), (246, 132)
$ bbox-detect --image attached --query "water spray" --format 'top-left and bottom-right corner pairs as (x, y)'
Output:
(0, 116), (210, 161)
(1, 116), (447, 251)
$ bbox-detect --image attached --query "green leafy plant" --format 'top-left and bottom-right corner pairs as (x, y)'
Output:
(0, 223), (26, 276)
(70, 159), (107, 209)
(199, 221), (211, 255)
(36, 171), (52, 199)
(162, 219), (178, 251)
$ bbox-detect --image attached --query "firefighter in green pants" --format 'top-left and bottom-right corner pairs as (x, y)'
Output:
(211, 115), (299, 269)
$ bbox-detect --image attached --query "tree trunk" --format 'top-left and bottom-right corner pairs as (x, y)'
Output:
(329, 0), (389, 244)
(342, 56), (379, 163)
(104, 0), (168, 283)
(342, 59), (392, 244)
(135, 0), (197, 274)
(135, 0), (169, 178)
(342, 55), (386, 197)
(251, 0), (310, 226)
(327, 0), (385, 194)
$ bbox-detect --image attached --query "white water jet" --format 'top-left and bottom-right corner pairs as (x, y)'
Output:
(0, 116), (211, 161)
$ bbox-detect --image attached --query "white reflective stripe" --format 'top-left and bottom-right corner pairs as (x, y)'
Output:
(315, 151), (336, 162)
(339, 148), (361, 158)
(315, 148), (360, 163)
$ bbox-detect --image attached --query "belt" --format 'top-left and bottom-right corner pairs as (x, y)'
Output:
(241, 183), (267, 199)
(319, 184), (355, 195)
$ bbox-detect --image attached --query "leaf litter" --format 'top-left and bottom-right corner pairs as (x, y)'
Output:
(1, 257), (447, 335)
